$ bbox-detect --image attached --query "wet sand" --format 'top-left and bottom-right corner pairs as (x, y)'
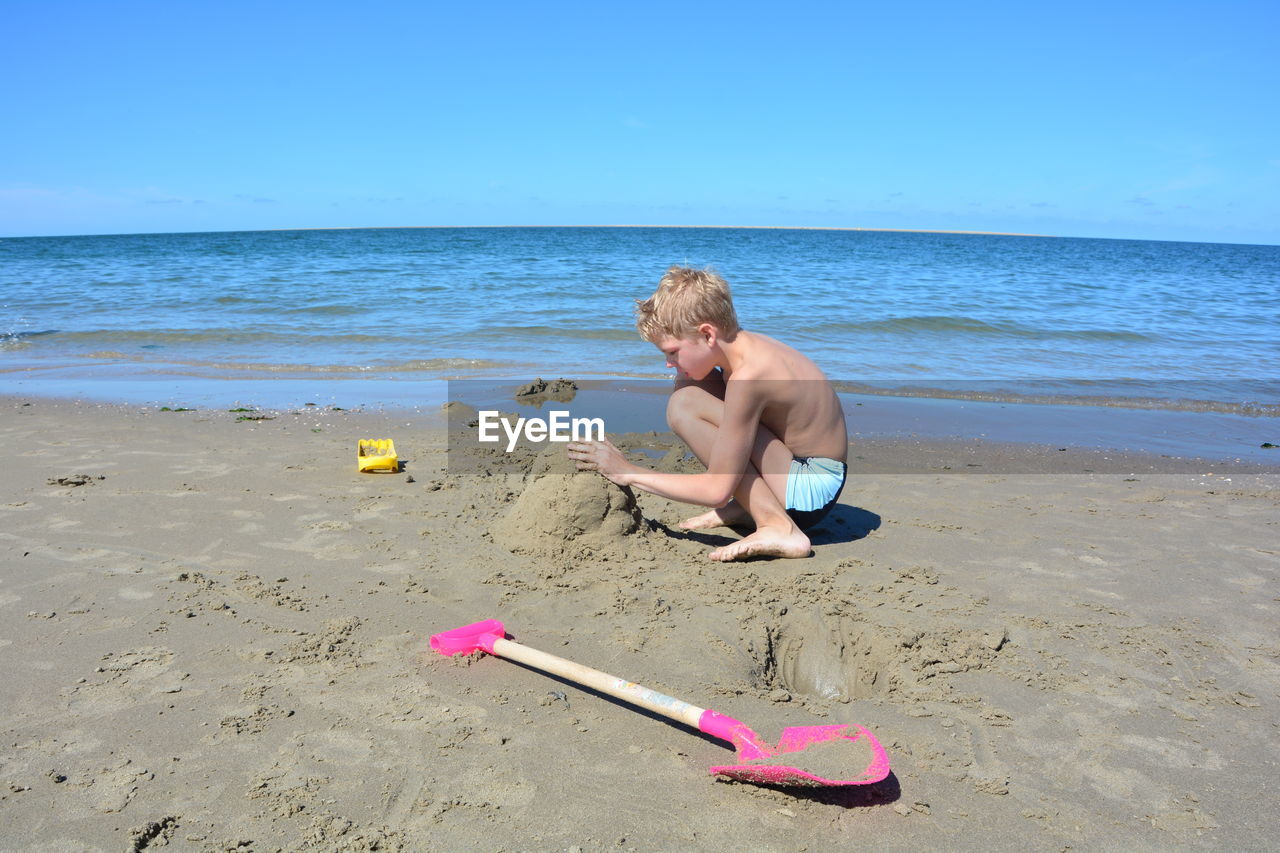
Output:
(1, 396), (1278, 851)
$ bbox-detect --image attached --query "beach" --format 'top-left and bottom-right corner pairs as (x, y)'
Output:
(2, 394), (1277, 851)
(7, 0), (1280, 844)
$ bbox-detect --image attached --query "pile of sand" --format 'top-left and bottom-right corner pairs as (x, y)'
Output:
(513, 377), (578, 404)
(491, 446), (644, 555)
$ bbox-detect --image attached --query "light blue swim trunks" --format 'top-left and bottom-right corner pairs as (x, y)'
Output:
(785, 456), (847, 530)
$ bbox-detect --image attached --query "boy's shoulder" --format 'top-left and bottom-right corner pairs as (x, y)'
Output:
(734, 332), (819, 379)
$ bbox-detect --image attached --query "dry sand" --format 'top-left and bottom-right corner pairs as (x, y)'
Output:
(1, 395), (1278, 851)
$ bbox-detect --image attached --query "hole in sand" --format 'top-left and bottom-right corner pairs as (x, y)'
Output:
(755, 613), (903, 702)
(753, 611), (1005, 703)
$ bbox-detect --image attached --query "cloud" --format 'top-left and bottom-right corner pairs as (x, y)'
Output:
(234, 194), (276, 204)
(1030, 202), (1053, 208)
(0, 185), (64, 201)
(1126, 196), (1155, 207)
(624, 117), (648, 129)
(137, 186), (201, 206)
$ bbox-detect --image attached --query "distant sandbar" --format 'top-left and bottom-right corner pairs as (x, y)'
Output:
(278, 224), (1050, 238)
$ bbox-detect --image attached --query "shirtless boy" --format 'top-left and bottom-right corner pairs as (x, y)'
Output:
(567, 266), (847, 562)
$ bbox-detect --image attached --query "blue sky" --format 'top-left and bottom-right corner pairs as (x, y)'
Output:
(3, 0), (1277, 243)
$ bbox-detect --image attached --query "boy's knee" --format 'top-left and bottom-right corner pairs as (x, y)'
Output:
(666, 385), (703, 431)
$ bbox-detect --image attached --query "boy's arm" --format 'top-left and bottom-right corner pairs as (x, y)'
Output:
(567, 380), (764, 508)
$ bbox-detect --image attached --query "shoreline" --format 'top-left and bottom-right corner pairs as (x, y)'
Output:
(3, 374), (1277, 468)
(6, 392), (1279, 482)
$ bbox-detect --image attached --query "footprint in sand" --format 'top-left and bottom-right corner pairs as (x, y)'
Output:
(66, 647), (185, 716)
(89, 759), (153, 813)
(172, 461), (234, 478)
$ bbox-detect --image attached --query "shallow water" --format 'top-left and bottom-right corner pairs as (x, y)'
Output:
(4, 227), (1276, 393)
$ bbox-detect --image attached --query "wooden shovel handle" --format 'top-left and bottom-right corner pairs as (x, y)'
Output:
(492, 637), (707, 730)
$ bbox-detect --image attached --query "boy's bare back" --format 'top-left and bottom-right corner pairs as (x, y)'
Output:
(716, 330), (847, 465)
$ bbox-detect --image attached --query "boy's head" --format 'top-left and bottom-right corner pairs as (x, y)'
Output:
(635, 266), (741, 343)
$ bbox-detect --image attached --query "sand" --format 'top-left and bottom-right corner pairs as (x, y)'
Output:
(1, 395), (1278, 851)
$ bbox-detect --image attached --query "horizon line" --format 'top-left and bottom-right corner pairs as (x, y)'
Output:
(268, 224), (1052, 238)
(1, 223), (1053, 240)
(9, 225), (1276, 247)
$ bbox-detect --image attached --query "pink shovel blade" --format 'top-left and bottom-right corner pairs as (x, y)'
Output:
(709, 723), (890, 787)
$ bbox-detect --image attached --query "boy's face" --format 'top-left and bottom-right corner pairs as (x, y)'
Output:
(655, 332), (716, 380)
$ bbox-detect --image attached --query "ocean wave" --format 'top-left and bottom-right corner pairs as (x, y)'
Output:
(484, 324), (638, 342)
(830, 380), (1280, 417)
(1, 329), (58, 340)
(0, 329), (56, 350)
(34, 329), (426, 346)
(277, 304), (367, 316)
(814, 315), (1153, 341)
(161, 357), (513, 375)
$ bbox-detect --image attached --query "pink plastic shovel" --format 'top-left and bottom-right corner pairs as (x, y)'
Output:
(430, 619), (890, 787)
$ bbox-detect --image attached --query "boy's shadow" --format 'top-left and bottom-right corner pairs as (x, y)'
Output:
(808, 504), (882, 545)
(657, 504), (881, 552)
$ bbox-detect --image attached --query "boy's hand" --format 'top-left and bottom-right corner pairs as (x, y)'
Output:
(566, 438), (634, 486)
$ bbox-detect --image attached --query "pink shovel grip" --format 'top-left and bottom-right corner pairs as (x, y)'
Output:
(429, 618), (504, 656)
(698, 709), (769, 760)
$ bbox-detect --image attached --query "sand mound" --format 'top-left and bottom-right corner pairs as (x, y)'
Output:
(514, 377), (578, 404)
(492, 447), (644, 554)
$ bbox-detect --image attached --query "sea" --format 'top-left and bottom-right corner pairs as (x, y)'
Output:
(2, 227), (1278, 462)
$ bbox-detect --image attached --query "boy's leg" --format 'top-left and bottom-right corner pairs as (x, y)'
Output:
(669, 376), (751, 530)
(666, 374), (749, 528)
(665, 382), (809, 561)
(679, 502), (752, 531)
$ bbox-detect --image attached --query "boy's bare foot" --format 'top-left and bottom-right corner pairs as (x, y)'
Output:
(678, 501), (751, 531)
(708, 526), (811, 562)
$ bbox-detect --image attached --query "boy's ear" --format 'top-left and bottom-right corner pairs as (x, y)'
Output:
(697, 322), (718, 346)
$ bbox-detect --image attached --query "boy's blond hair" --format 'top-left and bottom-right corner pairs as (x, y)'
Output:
(635, 266), (741, 342)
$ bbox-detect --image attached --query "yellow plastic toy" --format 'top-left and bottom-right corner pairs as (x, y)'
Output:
(357, 439), (400, 473)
